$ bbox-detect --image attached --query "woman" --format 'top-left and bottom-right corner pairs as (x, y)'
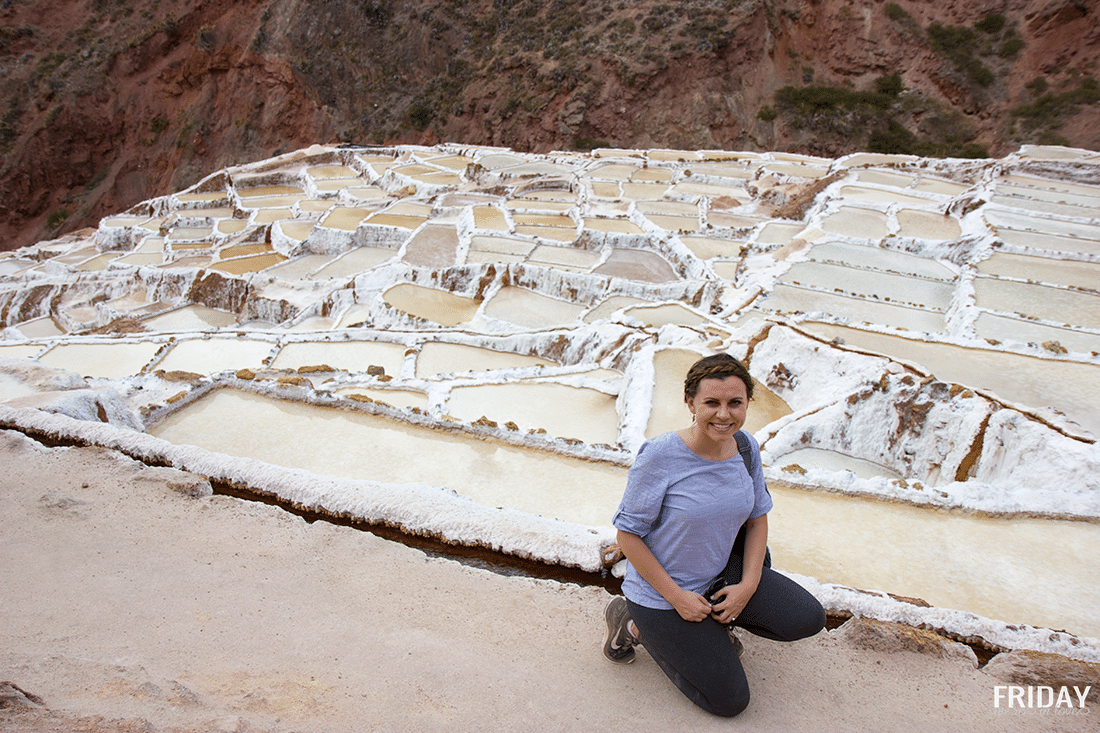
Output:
(602, 353), (825, 717)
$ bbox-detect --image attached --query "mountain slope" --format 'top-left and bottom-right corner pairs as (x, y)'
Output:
(1, 0), (1097, 251)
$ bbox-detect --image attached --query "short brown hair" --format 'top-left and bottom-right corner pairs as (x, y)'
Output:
(683, 353), (754, 401)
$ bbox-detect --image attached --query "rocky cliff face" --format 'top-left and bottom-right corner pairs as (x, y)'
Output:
(1, 0), (1096, 252)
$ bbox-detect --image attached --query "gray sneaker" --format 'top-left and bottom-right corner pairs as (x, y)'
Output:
(602, 596), (636, 664)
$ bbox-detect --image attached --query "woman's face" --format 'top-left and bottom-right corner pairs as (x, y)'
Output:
(686, 376), (749, 443)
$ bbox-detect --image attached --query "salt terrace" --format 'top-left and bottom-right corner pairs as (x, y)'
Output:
(2, 142), (1099, 661)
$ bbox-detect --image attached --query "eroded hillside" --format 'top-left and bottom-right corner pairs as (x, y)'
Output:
(1, 0), (1097, 252)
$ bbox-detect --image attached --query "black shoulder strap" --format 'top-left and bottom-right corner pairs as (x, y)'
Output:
(734, 430), (753, 475)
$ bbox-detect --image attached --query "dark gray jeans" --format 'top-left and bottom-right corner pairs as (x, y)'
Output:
(626, 551), (825, 717)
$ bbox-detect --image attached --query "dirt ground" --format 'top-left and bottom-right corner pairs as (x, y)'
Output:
(0, 428), (1093, 732)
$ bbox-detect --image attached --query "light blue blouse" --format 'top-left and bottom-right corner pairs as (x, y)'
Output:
(612, 430), (772, 610)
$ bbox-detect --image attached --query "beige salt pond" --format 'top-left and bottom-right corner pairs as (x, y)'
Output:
(311, 247), (396, 280)
(38, 341), (162, 379)
(621, 182), (670, 199)
(767, 483), (1100, 638)
(277, 220), (317, 241)
(382, 284), (481, 327)
(977, 252), (1100, 290)
(771, 448), (902, 480)
(755, 221), (808, 245)
(582, 296), (650, 323)
(986, 208), (1100, 242)
(896, 210), (962, 240)
(996, 228), (1100, 257)
(468, 236), (534, 257)
(267, 254), (335, 280)
(482, 287), (586, 329)
(111, 253), (163, 267)
(272, 340), (408, 376)
(758, 285), (946, 333)
(415, 342), (555, 378)
(142, 305), (238, 331)
(402, 225), (460, 268)
(321, 207), (375, 231)
(838, 186), (931, 205)
(801, 322), (1100, 435)
(15, 317), (64, 338)
(821, 207), (890, 240)
(779, 262), (954, 310)
(593, 249), (679, 283)
(149, 388), (625, 527)
(307, 165), (360, 179)
(73, 254), (119, 272)
(446, 381), (620, 445)
(0, 344), (45, 359)
(156, 338), (274, 375)
(621, 303), (709, 328)
(145, 387), (1100, 635)
(807, 242), (955, 280)
(973, 312), (1100, 357)
(472, 206), (509, 231)
(335, 386), (429, 410)
(583, 218), (645, 235)
(973, 277), (1100, 329)
(682, 236), (745, 260)
(525, 245), (601, 272)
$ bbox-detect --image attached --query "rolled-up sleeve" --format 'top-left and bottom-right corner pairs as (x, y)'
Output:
(612, 440), (669, 537)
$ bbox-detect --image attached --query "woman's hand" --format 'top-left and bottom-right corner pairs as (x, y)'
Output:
(708, 581), (756, 624)
(671, 588), (714, 622)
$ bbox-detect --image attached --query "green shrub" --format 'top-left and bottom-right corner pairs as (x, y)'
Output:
(47, 209), (70, 230)
(757, 105), (777, 122)
(359, 0), (392, 29)
(405, 100), (435, 130)
(954, 142), (989, 159)
(965, 58), (995, 86)
(1025, 77), (1048, 96)
(927, 22), (977, 62)
(927, 21), (999, 85)
(875, 73), (903, 96)
(975, 13), (1006, 34)
(999, 37), (1025, 58)
(150, 116), (169, 134)
(868, 120), (917, 154)
(774, 85), (894, 115)
(573, 137), (610, 150)
(1036, 131), (1072, 146)
(1012, 77), (1100, 128)
(884, 3), (910, 22)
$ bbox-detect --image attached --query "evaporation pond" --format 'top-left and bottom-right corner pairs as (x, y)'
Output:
(768, 483), (1100, 637)
(143, 305), (238, 331)
(446, 382), (619, 445)
(272, 340), (408, 376)
(156, 339), (274, 375)
(149, 389), (625, 526)
(802, 323), (1100, 435)
(38, 342), (162, 379)
(779, 262), (953, 309)
(415, 342), (555, 378)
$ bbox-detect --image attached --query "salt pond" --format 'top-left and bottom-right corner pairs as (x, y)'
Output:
(147, 387), (1100, 637)
(150, 388), (625, 527)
